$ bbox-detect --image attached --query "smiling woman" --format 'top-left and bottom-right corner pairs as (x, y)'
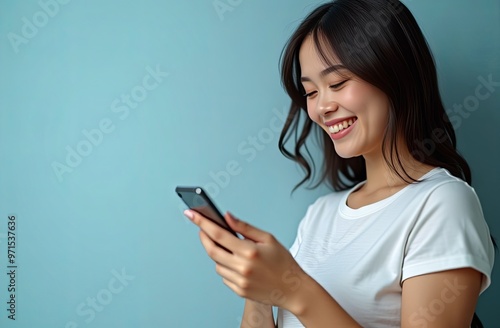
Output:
(277, 0), (496, 327)
(184, 0), (496, 327)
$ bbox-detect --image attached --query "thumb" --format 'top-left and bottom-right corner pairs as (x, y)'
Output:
(225, 212), (269, 243)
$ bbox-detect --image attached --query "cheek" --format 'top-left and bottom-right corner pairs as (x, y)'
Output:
(307, 106), (314, 121)
(345, 85), (389, 119)
(306, 100), (319, 122)
(341, 88), (358, 105)
(341, 85), (370, 110)
(366, 97), (390, 135)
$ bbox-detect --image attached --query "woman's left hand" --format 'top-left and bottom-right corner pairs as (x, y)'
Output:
(184, 209), (305, 310)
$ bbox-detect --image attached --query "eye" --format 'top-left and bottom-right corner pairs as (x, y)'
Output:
(303, 90), (317, 98)
(330, 80), (347, 89)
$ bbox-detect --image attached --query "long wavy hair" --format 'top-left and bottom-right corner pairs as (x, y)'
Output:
(279, 0), (470, 192)
(278, 1), (493, 326)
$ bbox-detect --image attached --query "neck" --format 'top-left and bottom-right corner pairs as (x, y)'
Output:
(361, 150), (435, 193)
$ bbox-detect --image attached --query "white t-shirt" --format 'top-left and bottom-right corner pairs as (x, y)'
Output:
(277, 168), (495, 328)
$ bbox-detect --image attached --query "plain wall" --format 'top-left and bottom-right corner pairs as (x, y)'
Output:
(0, 0), (498, 327)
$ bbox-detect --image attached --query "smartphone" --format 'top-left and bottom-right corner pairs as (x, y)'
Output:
(175, 186), (237, 237)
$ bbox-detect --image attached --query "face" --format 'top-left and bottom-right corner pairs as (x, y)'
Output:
(298, 35), (390, 160)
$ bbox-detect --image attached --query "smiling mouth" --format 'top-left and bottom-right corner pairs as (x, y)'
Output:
(327, 117), (357, 134)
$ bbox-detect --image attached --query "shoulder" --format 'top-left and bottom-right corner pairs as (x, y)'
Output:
(404, 168), (487, 236)
(416, 168), (482, 212)
(416, 167), (473, 190)
(385, 168), (480, 212)
(402, 169), (495, 292)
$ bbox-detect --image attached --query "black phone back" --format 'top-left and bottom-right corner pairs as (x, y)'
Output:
(175, 186), (237, 236)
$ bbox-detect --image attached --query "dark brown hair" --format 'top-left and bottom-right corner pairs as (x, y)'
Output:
(278, 0), (470, 192)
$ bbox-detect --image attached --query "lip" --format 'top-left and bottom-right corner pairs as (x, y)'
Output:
(324, 116), (357, 126)
(329, 119), (357, 140)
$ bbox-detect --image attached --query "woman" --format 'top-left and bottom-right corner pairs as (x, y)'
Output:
(184, 0), (496, 326)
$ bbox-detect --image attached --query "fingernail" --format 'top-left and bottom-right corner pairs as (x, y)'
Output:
(184, 209), (194, 220)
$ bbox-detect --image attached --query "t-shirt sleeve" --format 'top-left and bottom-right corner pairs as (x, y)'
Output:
(402, 181), (495, 293)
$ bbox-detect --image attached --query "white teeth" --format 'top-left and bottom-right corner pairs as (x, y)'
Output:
(329, 125), (339, 133)
(327, 118), (356, 134)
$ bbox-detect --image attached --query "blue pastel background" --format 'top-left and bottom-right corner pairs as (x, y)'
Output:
(0, 0), (498, 327)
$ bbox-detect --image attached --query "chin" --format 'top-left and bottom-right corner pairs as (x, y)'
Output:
(336, 153), (358, 159)
(333, 147), (358, 159)
(332, 140), (364, 159)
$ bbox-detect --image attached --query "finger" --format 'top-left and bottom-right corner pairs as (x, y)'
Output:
(199, 222), (261, 261)
(215, 263), (247, 289)
(225, 212), (273, 243)
(185, 209), (237, 250)
(222, 277), (245, 298)
(199, 230), (246, 267)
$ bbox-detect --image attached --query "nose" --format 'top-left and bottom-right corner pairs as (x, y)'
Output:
(316, 92), (339, 117)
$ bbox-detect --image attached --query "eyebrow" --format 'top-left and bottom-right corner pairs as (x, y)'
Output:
(300, 65), (346, 82)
